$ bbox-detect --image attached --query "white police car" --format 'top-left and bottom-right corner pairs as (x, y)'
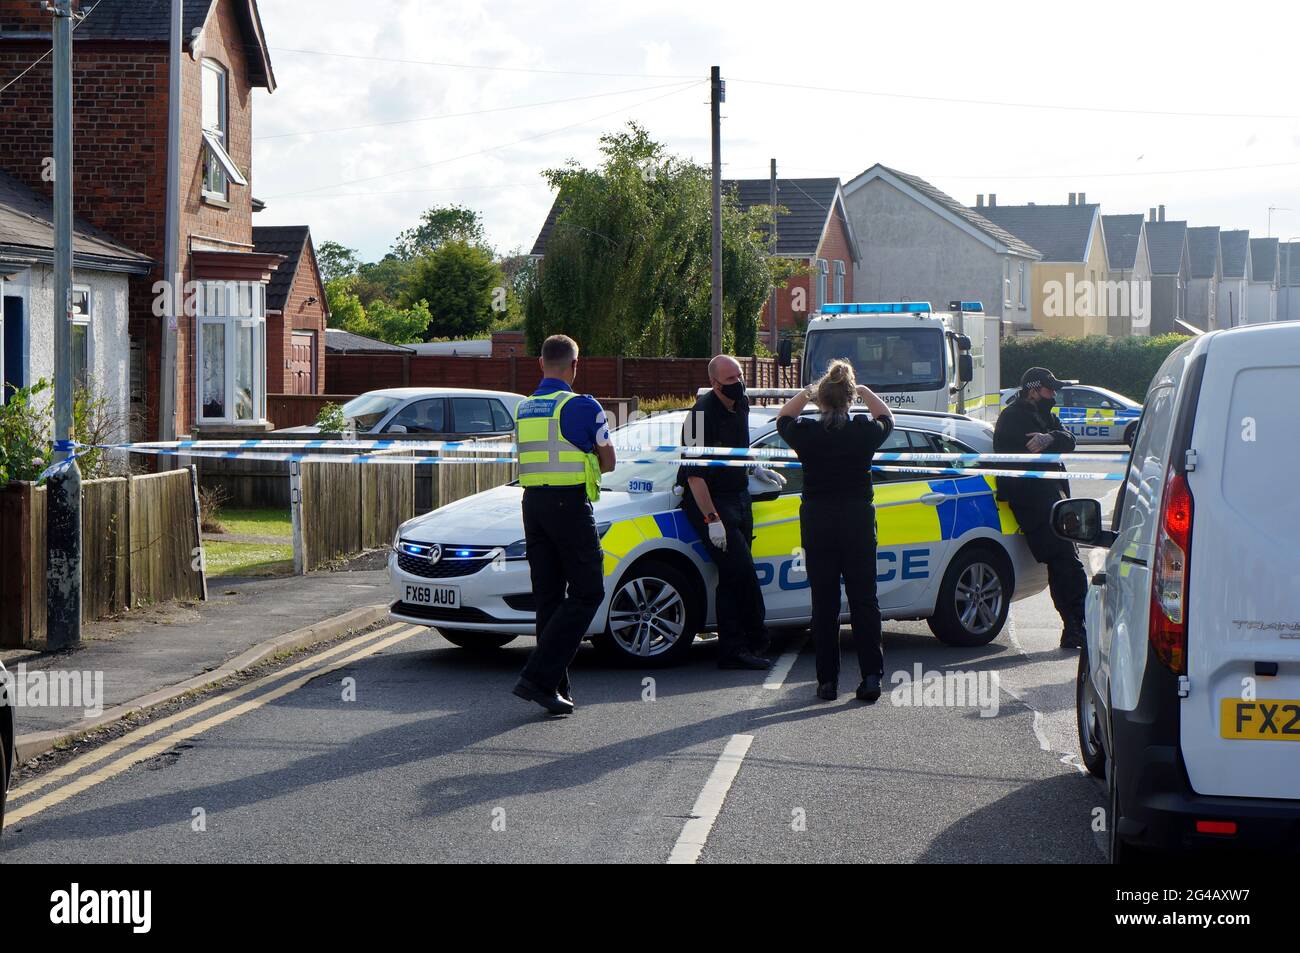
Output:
(389, 406), (1049, 666)
(999, 384), (1142, 446)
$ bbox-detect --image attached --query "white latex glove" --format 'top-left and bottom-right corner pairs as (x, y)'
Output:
(752, 466), (787, 489)
(708, 520), (728, 552)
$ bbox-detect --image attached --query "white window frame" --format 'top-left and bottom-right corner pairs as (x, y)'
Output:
(195, 280), (267, 426)
(832, 260), (845, 303)
(815, 258), (829, 311)
(1018, 261), (1027, 308)
(1004, 259), (1012, 306)
(201, 59), (244, 201)
(70, 284), (92, 390)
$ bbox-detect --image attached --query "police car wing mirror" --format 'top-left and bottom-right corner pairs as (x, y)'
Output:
(1051, 498), (1115, 548)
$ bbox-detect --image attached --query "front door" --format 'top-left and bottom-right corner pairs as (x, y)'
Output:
(3, 295), (25, 403)
(289, 330), (316, 395)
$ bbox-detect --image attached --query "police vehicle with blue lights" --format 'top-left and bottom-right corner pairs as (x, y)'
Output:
(388, 401), (1049, 666)
(802, 301), (1002, 419)
(998, 383), (1142, 446)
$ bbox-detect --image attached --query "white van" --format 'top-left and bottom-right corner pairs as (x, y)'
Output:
(1051, 322), (1300, 861)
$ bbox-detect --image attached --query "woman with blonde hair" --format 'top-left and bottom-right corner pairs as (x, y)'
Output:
(777, 360), (894, 702)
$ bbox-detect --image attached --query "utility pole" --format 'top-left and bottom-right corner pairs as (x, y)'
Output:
(710, 66), (723, 356)
(159, 0), (182, 446)
(47, 0), (81, 650)
(768, 158), (778, 352)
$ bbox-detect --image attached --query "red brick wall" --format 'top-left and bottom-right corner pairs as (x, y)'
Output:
(758, 206), (856, 342)
(267, 240), (328, 394)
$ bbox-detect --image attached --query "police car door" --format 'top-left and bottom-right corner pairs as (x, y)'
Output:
(872, 427), (954, 610)
(1061, 387), (1116, 443)
(746, 431), (809, 621)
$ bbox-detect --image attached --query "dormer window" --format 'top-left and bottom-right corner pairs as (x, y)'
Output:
(202, 59), (246, 201)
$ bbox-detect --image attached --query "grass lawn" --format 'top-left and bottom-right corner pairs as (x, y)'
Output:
(212, 507), (292, 538)
(203, 541), (294, 577)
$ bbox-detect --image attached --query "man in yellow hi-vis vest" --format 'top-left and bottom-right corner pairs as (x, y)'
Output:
(511, 334), (616, 716)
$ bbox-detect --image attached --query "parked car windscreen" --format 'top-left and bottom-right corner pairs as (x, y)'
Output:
(806, 327), (945, 392)
(341, 393), (403, 431)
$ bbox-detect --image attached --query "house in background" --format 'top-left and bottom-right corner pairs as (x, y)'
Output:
(840, 165), (1040, 331)
(529, 177), (858, 352)
(1101, 213), (1151, 336)
(253, 226), (328, 396)
(0, 0), (326, 439)
(0, 168), (151, 430)
(976, 194), (1109, 337)
(1216, 230), (1251, 328)
(1144, 214), (1190, 335)
(1247, 237), (1279, 324)
(1279, 241), (1300, 322)
(1185, 226), (1222, 331)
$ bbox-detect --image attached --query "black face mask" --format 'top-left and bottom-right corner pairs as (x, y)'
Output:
(721, 380), (746, 402)
(1038, 394), (1056, 411)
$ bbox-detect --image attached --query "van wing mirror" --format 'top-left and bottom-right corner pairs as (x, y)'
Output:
(958, 353), (974, 384)
(1051, 498), (1116, 548)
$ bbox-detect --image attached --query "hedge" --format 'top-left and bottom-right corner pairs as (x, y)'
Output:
(1000, 334), (1191, 402)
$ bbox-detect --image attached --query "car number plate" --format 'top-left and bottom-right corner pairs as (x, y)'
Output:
(404, 583), (459, 609)
(1219, 698), (1300, 740)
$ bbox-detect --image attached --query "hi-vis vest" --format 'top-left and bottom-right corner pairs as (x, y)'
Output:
(514, 390), (601, 502)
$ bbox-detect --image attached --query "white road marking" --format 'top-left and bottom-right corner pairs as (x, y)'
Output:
(763, 635), (806, 689)
(667, 733), (754, 864)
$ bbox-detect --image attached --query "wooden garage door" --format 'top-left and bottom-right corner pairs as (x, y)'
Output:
(289, 330), (316, 395)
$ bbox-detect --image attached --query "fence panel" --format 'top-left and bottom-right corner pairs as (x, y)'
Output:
(82, 477), (130, 620)
(268, 393), (358, 429)
(129, 470), (205, 608)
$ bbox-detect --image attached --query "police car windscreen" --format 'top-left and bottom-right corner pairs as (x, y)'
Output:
(603, 415), (689, 493)
(806, 327), (944, 392)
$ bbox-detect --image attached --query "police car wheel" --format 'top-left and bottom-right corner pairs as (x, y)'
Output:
(927, 547), (1011, 647)
(438, 630), (517, 650)
(1123, 423), (1138, 447)
(1076, 649), (1107, 779)
(596, 560), (699, 667)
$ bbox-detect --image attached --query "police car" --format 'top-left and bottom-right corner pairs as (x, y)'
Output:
(999, 384), (1142, 446)
(388, 405), (1049, 666)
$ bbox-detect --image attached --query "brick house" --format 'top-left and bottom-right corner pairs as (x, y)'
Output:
(529, 176), (858, 353)
(253, 226), (329, 396)
(0, 0), (326, 438)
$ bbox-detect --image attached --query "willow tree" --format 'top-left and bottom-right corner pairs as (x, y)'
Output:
(524, 122), (800, 358)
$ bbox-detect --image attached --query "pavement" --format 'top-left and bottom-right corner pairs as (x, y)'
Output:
(0, 448), (1125, 862)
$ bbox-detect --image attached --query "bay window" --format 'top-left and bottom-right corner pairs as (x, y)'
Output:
(197, 280), (266, 424)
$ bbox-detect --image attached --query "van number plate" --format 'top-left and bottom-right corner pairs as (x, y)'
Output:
(404, 584), (459, 609)
(1219, 698), (1300, 740)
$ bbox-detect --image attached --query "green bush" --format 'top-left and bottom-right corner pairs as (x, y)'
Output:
(0, 380), (52, 484)
(1000, 334), (1191, 402)
(315, 402), (348, 433)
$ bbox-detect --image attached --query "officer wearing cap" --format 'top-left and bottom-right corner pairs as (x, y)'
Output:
(510, 334), (616, 715)
(994, 366), (1088, 649)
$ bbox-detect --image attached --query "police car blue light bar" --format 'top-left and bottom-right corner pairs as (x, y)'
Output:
(820, 301), (933, 315)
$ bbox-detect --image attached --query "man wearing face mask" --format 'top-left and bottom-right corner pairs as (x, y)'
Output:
(994, 366), (1088, 649)
(678, 355), (783, 670)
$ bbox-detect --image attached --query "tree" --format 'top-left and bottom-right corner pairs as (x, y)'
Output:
(523, 122), (800, 358)
(316, 241), (361, 283)
(392, 205), (486, 260)
(354, 255), (415, 307)
(325, 275), (430, 344)
(325, 276), (366, 330)
(403, 239), (503, 340)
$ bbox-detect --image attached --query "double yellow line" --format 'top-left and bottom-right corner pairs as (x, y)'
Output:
(5, 622), (422, 827)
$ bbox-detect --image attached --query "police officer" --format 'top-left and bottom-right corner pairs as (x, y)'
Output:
(994, 366), (1087, 649)
(678, 355), (785, 670)
(511, 335), (616, 715)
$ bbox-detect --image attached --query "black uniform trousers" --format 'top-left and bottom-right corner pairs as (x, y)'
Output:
(1009, 496), (1087, 631)
(683, 490), (767, 659)
(519, 486), (605, 695)
(801, 496), (883, 685)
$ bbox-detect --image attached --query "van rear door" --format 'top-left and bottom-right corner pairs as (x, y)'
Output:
(1181, 325), (1300, 799)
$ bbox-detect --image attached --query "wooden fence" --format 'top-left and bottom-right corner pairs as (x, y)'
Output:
(0, 469), (206, 649)
(294, 444), (517, 573)
(268, 393), (359, 429)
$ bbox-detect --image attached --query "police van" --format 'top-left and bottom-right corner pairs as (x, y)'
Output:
(389, 405), (1049, 666)
(1052, 322), (1300, 860)
(802, 302), (1002, 419)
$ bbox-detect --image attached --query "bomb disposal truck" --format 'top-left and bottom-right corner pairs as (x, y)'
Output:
(801, 301), (1001, 420)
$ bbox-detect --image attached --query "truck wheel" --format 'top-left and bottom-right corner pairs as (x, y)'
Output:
(595, 560), (700, 667)
(927, 546), (1011, 647)
(1077, 650), (1107, 778)
(438, 630), (517, 650)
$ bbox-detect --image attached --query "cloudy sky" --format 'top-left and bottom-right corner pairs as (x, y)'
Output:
(251, 0), (1300, 262)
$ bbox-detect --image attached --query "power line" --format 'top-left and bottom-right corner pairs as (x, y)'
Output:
(726, 76), (1300, 122)
(268, 182), (535, 201)
(265, 80), (704, 199)
(270, 46), (696, 80)
(255, 80), (697, 141)
(932, 158), (1300, 180)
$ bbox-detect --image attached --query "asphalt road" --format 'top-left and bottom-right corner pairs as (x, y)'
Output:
(0, 450), (1124, 864)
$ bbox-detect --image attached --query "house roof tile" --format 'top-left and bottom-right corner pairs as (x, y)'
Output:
(1250, 237), (1278, 283)
(1218, 229), (1250, 279)
(252, 225), (311, 313)
(324, 328), (414, 354)
(1144, 220), (1188, 276)
(1186, 226), (1221, 279)
(972, 202), (1098, 262)
(1101, 214), (1145, 270)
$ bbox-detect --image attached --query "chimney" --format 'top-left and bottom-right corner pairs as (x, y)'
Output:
(988, 193), (997, 207)
(1159, 205), (1166, 222)
(1149, 207), (1157, 223)
(976, 194), (984, 208)
(1078, 192), (1086, 205)
(1068, 192), (1077, 205)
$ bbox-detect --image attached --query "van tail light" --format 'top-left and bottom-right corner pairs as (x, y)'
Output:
(1149, 469), (1192, 674)
(1195, 820), (1237, 836)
